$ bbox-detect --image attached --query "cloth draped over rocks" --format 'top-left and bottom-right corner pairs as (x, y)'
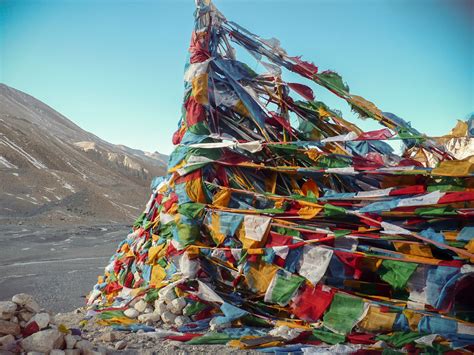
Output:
(88, 0), (474, 353)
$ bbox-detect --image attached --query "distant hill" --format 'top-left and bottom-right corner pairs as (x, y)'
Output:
(0, 83), (167, 224)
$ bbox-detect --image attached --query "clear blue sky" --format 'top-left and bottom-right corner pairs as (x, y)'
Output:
(0, 0), (472, 155)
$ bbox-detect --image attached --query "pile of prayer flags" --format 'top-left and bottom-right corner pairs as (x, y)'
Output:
(88, 0), (474, 352)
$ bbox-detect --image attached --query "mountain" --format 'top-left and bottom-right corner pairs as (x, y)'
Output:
(0, 83), (167, 224)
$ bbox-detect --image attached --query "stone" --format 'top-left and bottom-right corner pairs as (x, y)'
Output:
(161, 288), (177, 304)
(137, 313), (160, 323)
(0, 302), (17, 320)
(123, 308), (139, 319)
(98, 331), (121, 342)
(114, 340), (127, 350)
(167, 298), (186, 315)
(64, 334), (77, 349)
(0, 320), (20, 336)
(75, 340), (93, 351)
(50, 350), (66, 355)
(144, 306), (154, 314)
(9, 317), (18, 324)
(160, 311), (176, 324)
(11, 294), (40, 313)
(28, 313), (50, 330)
(154, 300), (167, 314)
(174, 315), (191, 327)
(26, 352), (45, 355)
(0, 334), (15, 351)
(83, 350), (103, 355)
(133, 300), (147, 313)
(20, 329), (64, 353)
(64, 350), (81, 355)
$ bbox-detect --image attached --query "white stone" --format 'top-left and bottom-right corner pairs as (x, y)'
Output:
(19, 311), (34, 322)
(167, 298), (186, 315)
(20, 329), (64, 353)
(28, 313), (50, 329)
(144, 306), (154, 314)
(154, 300), (167, 314)
(0, 302), (17, 320)
(75, 339), (93, 351)
(65, 334), (77, 349)
(160, 311), (176, 324)
(137, 313), (160, 323)
(10, 316), (18, 324)
(161, 289), (177, 304)
(133, 300), (147, 313)
(50, 350), (66, 355)
(64, 350), (81, 355)
(12, 293), (40, 313)
(123, 308), (139, 319)
(174, 315), (191, 327)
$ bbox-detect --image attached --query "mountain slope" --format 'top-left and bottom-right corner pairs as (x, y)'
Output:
(0, 83), (167, 224)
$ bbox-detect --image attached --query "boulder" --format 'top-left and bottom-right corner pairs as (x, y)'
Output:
(123, 308), (139, 319)
(160, 311), (176, 324)
(11, 294), (40, 313)
(18, 311), (34, 322)
(133, 300), (147, 313)
(167, 298), (186, 315)
(0, 320), (20, 336)
(75, 340), (93, 352)
(64, 334), (77, 349)
(20, 329), (64, 353)
(0, 302), (17, 320)
(137, 313), (160, 323)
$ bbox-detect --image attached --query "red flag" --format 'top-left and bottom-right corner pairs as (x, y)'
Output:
(288, 82), (315, 101)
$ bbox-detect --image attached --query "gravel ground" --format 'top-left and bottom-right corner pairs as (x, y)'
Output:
(55, 310), (260, 355)
(0, 223), (128, 312)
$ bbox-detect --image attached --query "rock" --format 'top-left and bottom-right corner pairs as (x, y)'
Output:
(20, 329), (64, 353)
(144, 306), (154, 314)
(28, 313), (50, 330)
(161, 289), (177, 304)
(154, 300), (167, 314)
(97, 331), (121, 342)
(64, 350), (81, 355)
(174, 315), (191, 327)
(114, 340), (127, 350)
(0, 302), (17, 320)
(11, 294), (40, 313)
(123, 308), (139, 319)
(26, 352), (45, 355)
(50, 350), (66, 355)
(167, 298), (186, 315)
(0, 320), (20, 336)
(64, 334), (77, 349)
(82, 350), (102, 355)
(9, 317), (18, 324)
(137, 313), (160, 323)
(0, 334), (15, 350)
(160, 311), (176, 324)
(133, 300), (147, 313)
(75, 340), (93, 351)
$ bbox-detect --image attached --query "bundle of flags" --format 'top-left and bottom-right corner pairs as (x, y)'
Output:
(88, 0), (474, 352)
